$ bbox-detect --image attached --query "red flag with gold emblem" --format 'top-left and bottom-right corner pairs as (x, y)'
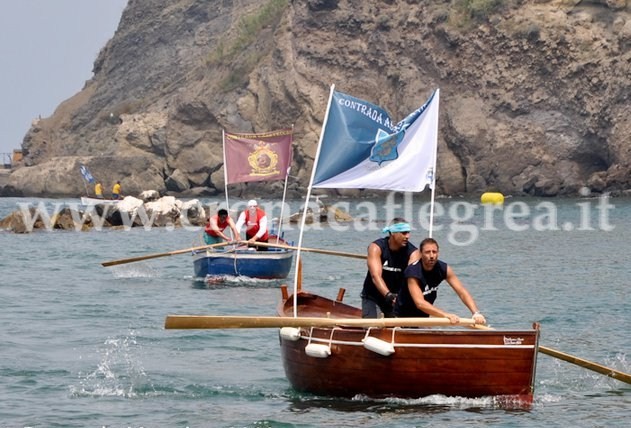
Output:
(224, 129), (293, 184)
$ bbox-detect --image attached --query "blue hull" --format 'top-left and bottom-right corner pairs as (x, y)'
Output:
(193, 249), (293, 279)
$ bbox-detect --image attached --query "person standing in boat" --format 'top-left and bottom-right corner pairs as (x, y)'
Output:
(95, 182), (104, 199)
(112, 180), (122, 200)
(361, 218), (417, 318)
(204, 208), (240, 245)
(395, 237), (487, 325)
(235, 200), (269, 250)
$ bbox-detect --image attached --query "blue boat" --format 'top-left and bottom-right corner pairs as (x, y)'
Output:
(193, 246), (294, 280)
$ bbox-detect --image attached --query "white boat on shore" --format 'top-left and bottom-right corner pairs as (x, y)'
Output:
(80, 196), (121, 206)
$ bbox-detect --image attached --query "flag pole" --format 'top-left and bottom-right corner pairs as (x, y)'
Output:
(222, 129), (233, 239)
(276, 166), (290, 240)
(427, 89), (440, 238)
(276, 124), (293, 242)
(82, 178), (90, 198)
(292, 84), (336, 317)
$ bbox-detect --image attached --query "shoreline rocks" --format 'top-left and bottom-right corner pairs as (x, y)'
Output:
(0, 195), (207, 234)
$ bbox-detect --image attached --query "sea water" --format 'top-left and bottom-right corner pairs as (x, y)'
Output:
(0, 195), (629, 427)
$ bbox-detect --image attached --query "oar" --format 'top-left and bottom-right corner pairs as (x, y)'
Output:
(538, 345), (631, 385)
(164, 315), (477, 329)
(101, 241), (233, 267)
(236, 241), (366, 260)
(473, 324), (631, 384)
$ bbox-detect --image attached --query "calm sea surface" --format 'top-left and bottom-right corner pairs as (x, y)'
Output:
(0, 195), (629, 427)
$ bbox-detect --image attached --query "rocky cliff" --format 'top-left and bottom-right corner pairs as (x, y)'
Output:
(3, 0), (631, 198)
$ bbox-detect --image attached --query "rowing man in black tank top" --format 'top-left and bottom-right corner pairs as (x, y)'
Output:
(361, 218), (417, 318)
(395, 237), (487, 325)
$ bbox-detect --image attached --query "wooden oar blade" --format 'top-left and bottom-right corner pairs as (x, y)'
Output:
(101, 241), (232, 267)
(539, 345), (631, 385)
(102, 252), (166, 267)
(164, 315), (477, 329)
(166, 315), (299, 329)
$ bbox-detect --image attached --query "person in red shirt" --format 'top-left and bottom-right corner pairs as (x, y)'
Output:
(204, 208), (240, 244)
(235, 200), (269, 250)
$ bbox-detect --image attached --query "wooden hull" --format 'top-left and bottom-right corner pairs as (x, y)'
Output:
(193, 249), (293, 279)
(277, 291), (539, 401)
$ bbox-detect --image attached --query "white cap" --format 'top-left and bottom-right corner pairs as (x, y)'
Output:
(247, 199), (258, 207)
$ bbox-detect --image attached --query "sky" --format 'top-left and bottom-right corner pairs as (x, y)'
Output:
(0, 0), (128, 156)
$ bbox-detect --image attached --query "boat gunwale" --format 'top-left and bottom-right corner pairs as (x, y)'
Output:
(289, 334), (537, 350)
(194, 249), (294, 260)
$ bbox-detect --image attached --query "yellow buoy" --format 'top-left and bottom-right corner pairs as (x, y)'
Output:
(480, 192), (504, 205)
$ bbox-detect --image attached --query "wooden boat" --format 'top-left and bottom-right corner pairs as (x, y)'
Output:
(276, 286), (540, 401)
(164, 88), (631, 399)
(192, 237), (293, 280)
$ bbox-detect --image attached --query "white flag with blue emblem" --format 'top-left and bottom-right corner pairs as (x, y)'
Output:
(313, 89), (439, 192)
(79, 164), (95, 184)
